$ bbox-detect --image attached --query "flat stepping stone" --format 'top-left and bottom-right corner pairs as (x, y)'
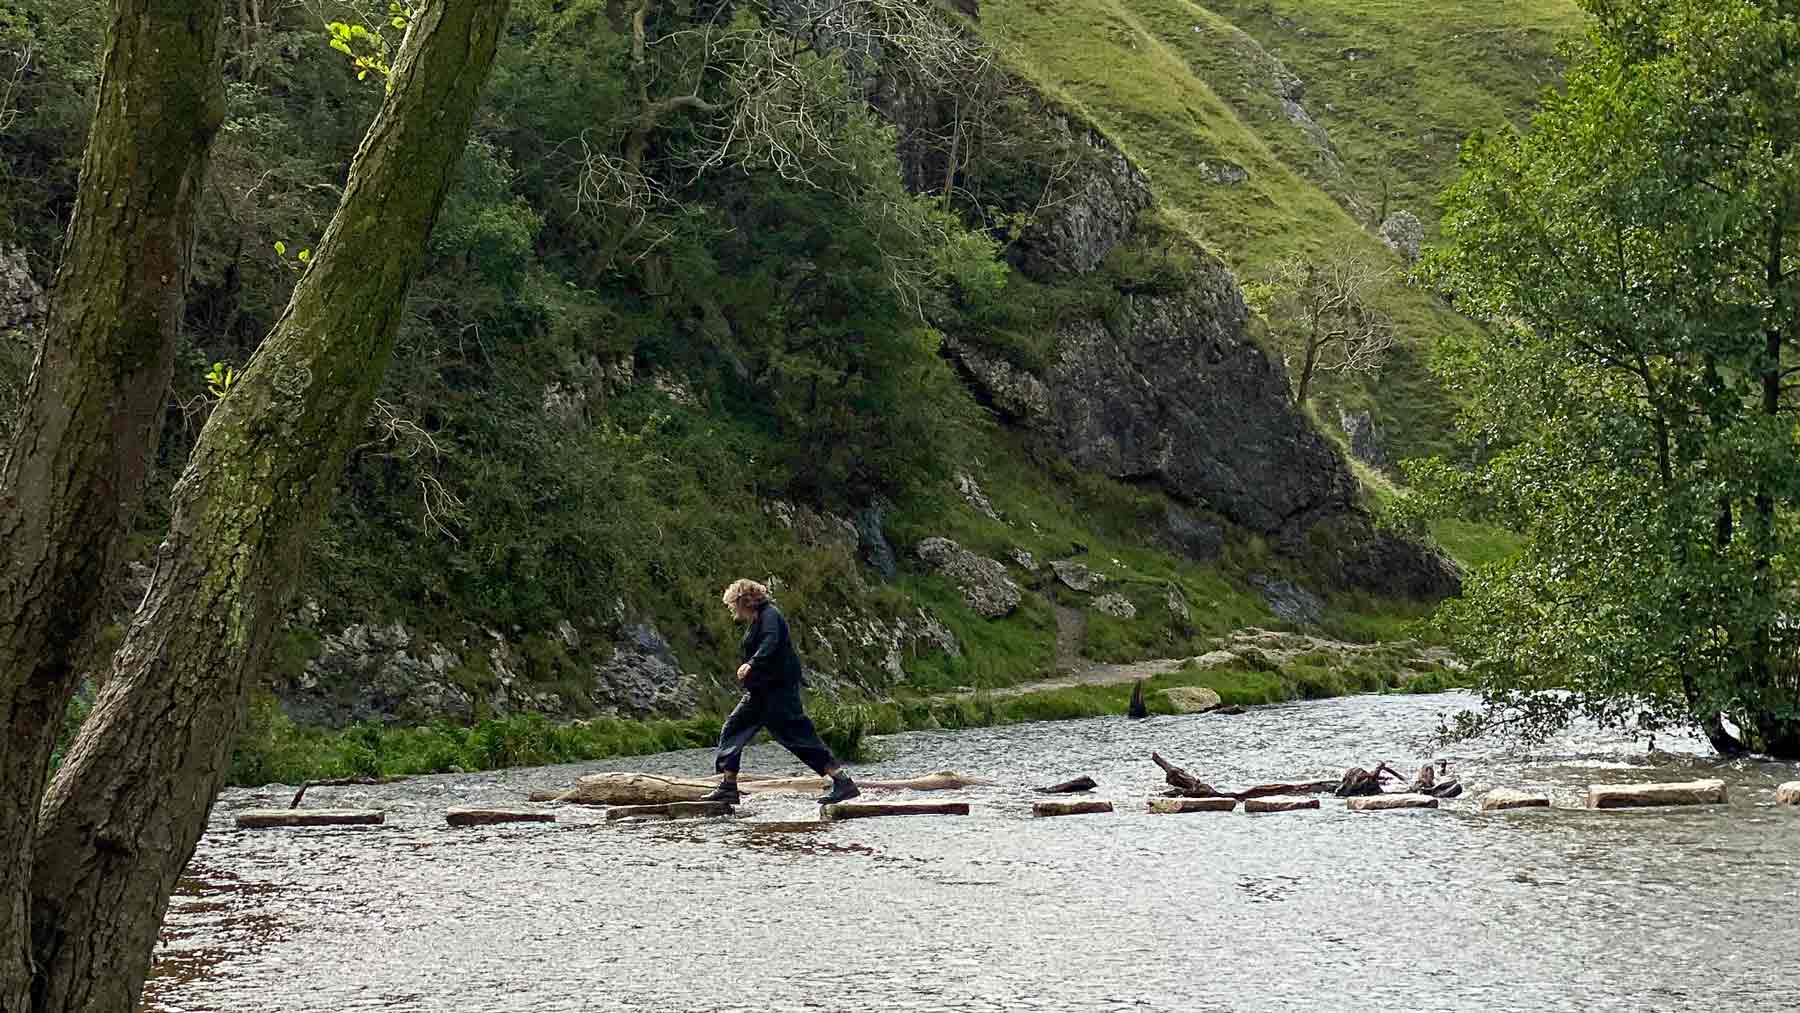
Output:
(1346, 793), (1439, 812)
(820, 802), (970, 821)
(1147, 797), (1237, 814)
(1034, 775), (1098, 794)
(606, 801), (735, 821)
(1776, 782), (1800, 806)
(1481, 789), (1550, 812)
(446, 807), (556, 827)
(1585, 779), (1726, 810)
(1032, 800), (1114, 818)
(1244, 796), (1320, 814)
(237, 809), (384, 829)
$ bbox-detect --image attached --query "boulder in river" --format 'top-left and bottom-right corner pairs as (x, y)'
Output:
(1032, 800), (1114, 818)
(1147, 797), (1236, 814)
(1778, 782), (1800, 806)
(236, 809), (384, 829)
(1244, 796), (1319, 814)
(1345, 794), (1439, 812)
(1585, 779), (1726, 810)
(1480, 790), (1550, 812)
(446, 807), (557, 827)
(1159, 686), (1222, 714)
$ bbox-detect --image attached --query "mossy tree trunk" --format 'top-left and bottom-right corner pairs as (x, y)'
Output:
(0, 4), (223, 1011)
(23, 3), (508, 1011)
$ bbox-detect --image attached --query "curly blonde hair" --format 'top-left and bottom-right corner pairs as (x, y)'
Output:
(721, 578), (771, 609)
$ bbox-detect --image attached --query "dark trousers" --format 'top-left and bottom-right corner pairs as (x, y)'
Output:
(714, 685), (837, 776)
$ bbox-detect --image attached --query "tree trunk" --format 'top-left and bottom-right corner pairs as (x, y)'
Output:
(0, 4), (222, 1010)
(24, 5), (508, 1011)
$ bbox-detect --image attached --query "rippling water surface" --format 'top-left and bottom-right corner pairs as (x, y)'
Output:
(145, 693), (1799, 1013)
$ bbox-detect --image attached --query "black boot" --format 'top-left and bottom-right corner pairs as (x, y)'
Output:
(700, 781), (741, 804)
(815, 772), (860, 805)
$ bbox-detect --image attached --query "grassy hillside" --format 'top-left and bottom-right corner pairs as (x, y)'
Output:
(978, 0), (1585, 462)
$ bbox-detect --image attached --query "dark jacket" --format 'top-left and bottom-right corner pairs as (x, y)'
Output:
(740, 602), (804, 693)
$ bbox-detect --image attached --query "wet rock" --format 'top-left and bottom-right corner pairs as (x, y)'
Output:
(446, 807), (557, 827)
(236, 809), (384, 829)
(606, 801), (736, 821)
(1093, 593), (1136, 620)
(822, 801), (971, 821)
(1244, 796), (1320, 814)
(1148, 797), (1236, 814)
(1033, 800), (1113, 817)
(1481, 790), (1550, 812)
(916, 537), (1022, 617)
(1159, 687), (1222, 714)
(1050, 559), (1100, 592)
(1776, 782), (1800, 805)
(1215, 704), (1247, 715)
(1346, 794), (1439, 811)
(1586, 779), (1727, 809)
(1251, 576), (1324, 626)
(854, 502), (898, 580)
(1338, 407), (1394, 474)
(1036, 776), (1098, 794)
(956, 470), (1002, 521)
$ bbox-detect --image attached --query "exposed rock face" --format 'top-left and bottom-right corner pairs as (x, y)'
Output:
(1379, 211), (1425, 264)
(1157, 505), (1224, 562)
(854, 502), (898, 580)
(955, 280), (1355, 534)
(0, 244), (45, 337)
(283, 618), (701, 726)
(1251, 575), (1324, 627)
(956, 470), (1002, 521)
(1165, 587), (1192, 625)
(916, 537), (1022, 617)
(1338, 407), (1394, 474)
(1275, 509), (1461, 600)
(1050, 559), (1100, 592)
(1092, 593), (1136, 620)
(939, 336), (1051, 422)
(1585, 779), (1727, 809)
(1159, 686), (1222, 714)
(589, 623), (700, 716)
(806, 607), (960, 685)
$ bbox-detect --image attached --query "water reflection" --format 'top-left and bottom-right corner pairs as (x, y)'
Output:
(146, 693), (1795, 1012)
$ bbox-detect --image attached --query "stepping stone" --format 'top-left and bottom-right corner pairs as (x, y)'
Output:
(1778, 782), (1800, 806)
(1585, 779), (1726, 809)
(1032, 800), (1114, 818)
(446, 807), (556, 827)
(821, 802), (971, 821)
(606, 801), (736, 821)
(236, 809), (384, 829)
(1480, 789), (1550, 812)
(1244, 796), (1320, 814)
(1147, 797), (1236, 814)
(1035, 775), (1098, 794)
(1346, 793), (1439, 812)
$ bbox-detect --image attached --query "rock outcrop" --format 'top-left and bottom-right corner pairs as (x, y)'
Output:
(0, 244), (44, 338)
(916, 537), (1022, 617)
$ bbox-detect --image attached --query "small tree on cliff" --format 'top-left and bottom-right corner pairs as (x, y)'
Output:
(0, 3), (511, 1010)
(1252, 246), (1395, 405)
(1420, 0), (1800, 758)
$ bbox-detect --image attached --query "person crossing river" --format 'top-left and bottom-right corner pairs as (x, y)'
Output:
(701, 579), (860, 805)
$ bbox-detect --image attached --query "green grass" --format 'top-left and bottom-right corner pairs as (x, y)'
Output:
(977, 0), (1586, 462)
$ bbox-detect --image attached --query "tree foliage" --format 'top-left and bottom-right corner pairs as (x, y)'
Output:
(1420, 0), (1800, 756)
(1248, 245), (1395, 405)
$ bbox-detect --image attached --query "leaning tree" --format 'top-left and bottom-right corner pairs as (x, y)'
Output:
(0, 2), (512, 1011)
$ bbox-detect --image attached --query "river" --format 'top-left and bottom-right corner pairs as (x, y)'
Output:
(144, 692), (1798, 1012)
